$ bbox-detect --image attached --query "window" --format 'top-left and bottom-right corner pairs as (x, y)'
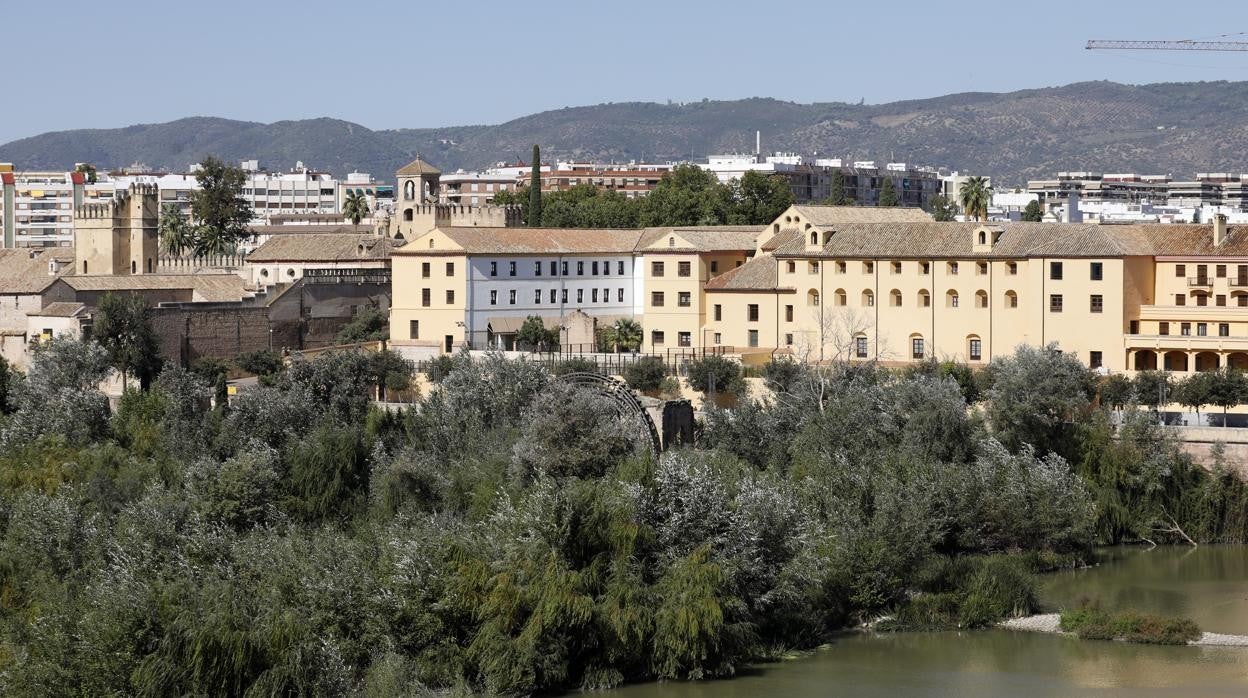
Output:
(509, 290), (517, 305)
(592, 261), (599, 275)
(561, 289), (568, 303)
(592, 289), (599, 303)
(1181, 322), (1191, 336)
(863, 290), (875, 307)
(445, 290), (454, 304)
(1175, 294), (1186, 306)
(678, 292), (691, 307)
(1197, 264), (1208, 281)
(652, 261), (665, 277)
(1129, 320), (1140, 335)
(562, 261), (569, 276)
(711, 261), (719, 273)
(678, 332), (692, 347)
(747, 304), (760, 321)
(890, 289), (903, 306)
(652, 330), (665, 345)
(669, 236), (676, 248)
(785, 333), (794, 346)
(1218, 294), (1227, 307)
(977, 262), (988, 275)
(421, 288), (430, 307)
(535, 261), (543, 276)
(409, 320), (419, 339)
(785, 304), (794, 322)
(602, 287), (609, 302)
(618, 261), (624, 275)
(920, 262), (930, 275)
(855, 336), (868, 358)
(1241, 295), (1248, 308)
(810, 261), (820, 273)
(617, 289), (624, 302)
(1176, 264), (1186, 277)
(550, 289), (557, 303)
(678, 261), (692, 277)
(714, 332), (722, 345)
(947, 290), (960, 308)
(1049, 294), (1063, 312)
(1006, 262), (1017, 275)
(1217, 264), (1227, 278)
(1050, 261), (1063, 280)
(714, 304), (722, 321)
(509, 261), (516, 277)
(912, 337), (925, 360)
(948, 261), (959, 275)
(489, 290), (498, 305)
(577, 261), (584, 275)
(918, 290), (931, 307)
(836, 261), (847, 274)
(1090, 294), (1103, 313)
(603, 260), (610, 276)
(1197, 294), (1208, 307)
(1220, 323), (1230, 337)
(864, 261), (874, 274)
(1090, 351), (1103, 369)
(975, 290), (988, 308)
(1159, 322), (1169, 336)
(652, 291), (665, 307)
(445, 262), (455, 277)
(534, 289), (542, 304)
(577, 289), (584, 303)
(891, 261), (902, 274)
(1198, 323), (1208, 336)
(748, 330), (759, 348)
(787, 261), (796, 273)
(549, 261), (558, 276)
(1090, 262), (1103, 281)
(421, 262), (431, 278)
(969, 338), (982, 361)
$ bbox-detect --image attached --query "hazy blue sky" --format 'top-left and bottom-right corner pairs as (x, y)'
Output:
(7, 0), (1248, 143)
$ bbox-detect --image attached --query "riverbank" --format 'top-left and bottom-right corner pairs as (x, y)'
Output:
(1001, 613), (1248, 647)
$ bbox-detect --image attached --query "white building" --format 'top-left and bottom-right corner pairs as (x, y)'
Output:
(0, 166), (115, 247)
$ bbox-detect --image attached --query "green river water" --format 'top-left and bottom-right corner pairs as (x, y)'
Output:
(608, 546), (1248, 697)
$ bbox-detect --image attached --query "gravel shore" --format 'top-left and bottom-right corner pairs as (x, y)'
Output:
(1000, 613), (1248, 647)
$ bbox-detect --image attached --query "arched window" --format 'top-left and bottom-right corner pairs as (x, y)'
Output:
(909, 333), (926, 360)
(918, 289), (931, 307)
(975, 289), (988, 308)
(428, 239), (435, 249)
(978, 231), (986, 244)
(1004, 290), (1018, 308)
(403, 208), (414, 222)
(287, 268), (296, 278)
(862, 289), (875, 307)
(83, 260), (88, 274)
(808, 289), (821, 306)
(834, 288), (847, 306)
(810, 232), (818, 245)
(967, 334), (983, 361)
(889, 289), (902, 307)
(261, 268), (269, 277)
(668, 236), (675, 247)
(946, 289), (959, 308)
(404, 180), (416, 200)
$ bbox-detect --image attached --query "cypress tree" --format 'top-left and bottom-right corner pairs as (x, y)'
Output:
(529, 145), (543, 227)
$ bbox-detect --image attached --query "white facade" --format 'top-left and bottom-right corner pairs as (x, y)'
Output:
(2, 169), (114, 247)
(462, 253), (641, 348)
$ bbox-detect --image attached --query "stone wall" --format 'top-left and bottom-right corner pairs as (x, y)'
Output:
(151, 306), (276, 366)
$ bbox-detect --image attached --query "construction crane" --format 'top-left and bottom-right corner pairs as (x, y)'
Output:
(1087, 39), (1248, 52)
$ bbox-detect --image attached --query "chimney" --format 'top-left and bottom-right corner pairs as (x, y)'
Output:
(1215, 213), (1228, 247)
(755, 130), (761, 160)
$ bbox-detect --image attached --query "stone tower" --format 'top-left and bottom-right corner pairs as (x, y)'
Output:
(74, 182), (159, 276)
(394, 158), (441, 240)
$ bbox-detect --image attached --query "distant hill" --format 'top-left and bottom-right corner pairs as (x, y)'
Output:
(6, 81), (1248, 185)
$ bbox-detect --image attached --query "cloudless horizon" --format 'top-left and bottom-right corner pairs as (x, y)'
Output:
(8, 0), (1248, 144)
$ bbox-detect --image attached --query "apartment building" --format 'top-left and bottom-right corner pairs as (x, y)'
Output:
(534, 162), (674, 199)
(0, 165), (115, 248)
(702, 155), (944, 206)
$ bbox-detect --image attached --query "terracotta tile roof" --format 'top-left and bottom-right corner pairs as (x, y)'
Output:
(249, 223), (374, 235)
(761, 230), (801, 252)
(637, 226), (763, 252)
(395, 227), (647, 255)
(60, 274), (249, 302)
(0, 248), (75, 294)
(246, 234), (393, 263)
(29, 302), (86, 318)
(792, 205), (934, 225)
(396, 158), (441, 176)
(771, 222), (1145, 259)
(705, 254), (784, 291)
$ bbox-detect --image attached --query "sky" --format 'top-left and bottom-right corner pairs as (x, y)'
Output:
(7, 0), (1248, 144)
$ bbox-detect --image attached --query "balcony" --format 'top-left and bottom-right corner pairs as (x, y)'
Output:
(1187, 277), (1213, 287)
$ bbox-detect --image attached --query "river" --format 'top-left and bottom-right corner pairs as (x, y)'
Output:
(608, 546), (1248, 697)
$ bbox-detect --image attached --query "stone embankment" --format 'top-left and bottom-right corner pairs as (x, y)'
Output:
(1000, 613), (1248, 646)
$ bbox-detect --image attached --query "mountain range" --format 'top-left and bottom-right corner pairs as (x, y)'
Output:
(4, 81), (1248, 186)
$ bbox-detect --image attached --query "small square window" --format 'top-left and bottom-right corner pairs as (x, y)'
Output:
(1090, 351), (1103, 369)
(651, 291), (664, 307)
(652, 330), (665, 345)
(1090, 294), (1103, 313)
(678, 292), (691, 307)
(445, 262), (455, 277)
(748, 329), (759, 348)
(445, 290), (454, 304)
(421, 262), (430, 278)
(747, 304), (760, 322)
(1049, 294), (1063, 313)
(652, 261), (664, 277)
(678, 261), (692, 277)
(787, 261), (796, 273)
(678, 332), (692, 347)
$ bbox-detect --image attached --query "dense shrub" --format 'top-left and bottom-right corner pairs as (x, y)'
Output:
(623, 356), (667, 392)
(1060, 601), (1201, 645)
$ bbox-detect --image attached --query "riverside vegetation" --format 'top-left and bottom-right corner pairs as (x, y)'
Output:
(1, 338), (1247, 696)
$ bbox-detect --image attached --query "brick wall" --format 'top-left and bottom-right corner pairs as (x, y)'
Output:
(151, 306), (274, 366)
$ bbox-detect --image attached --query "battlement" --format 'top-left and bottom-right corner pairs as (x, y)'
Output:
(76, 200), (123, 220)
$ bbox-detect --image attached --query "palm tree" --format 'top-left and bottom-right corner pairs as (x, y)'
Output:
(159, 204), (194, 256)
(611, 318), (643, 353)
(958, 176), (992, 221)
(342, 191), (371, 226)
